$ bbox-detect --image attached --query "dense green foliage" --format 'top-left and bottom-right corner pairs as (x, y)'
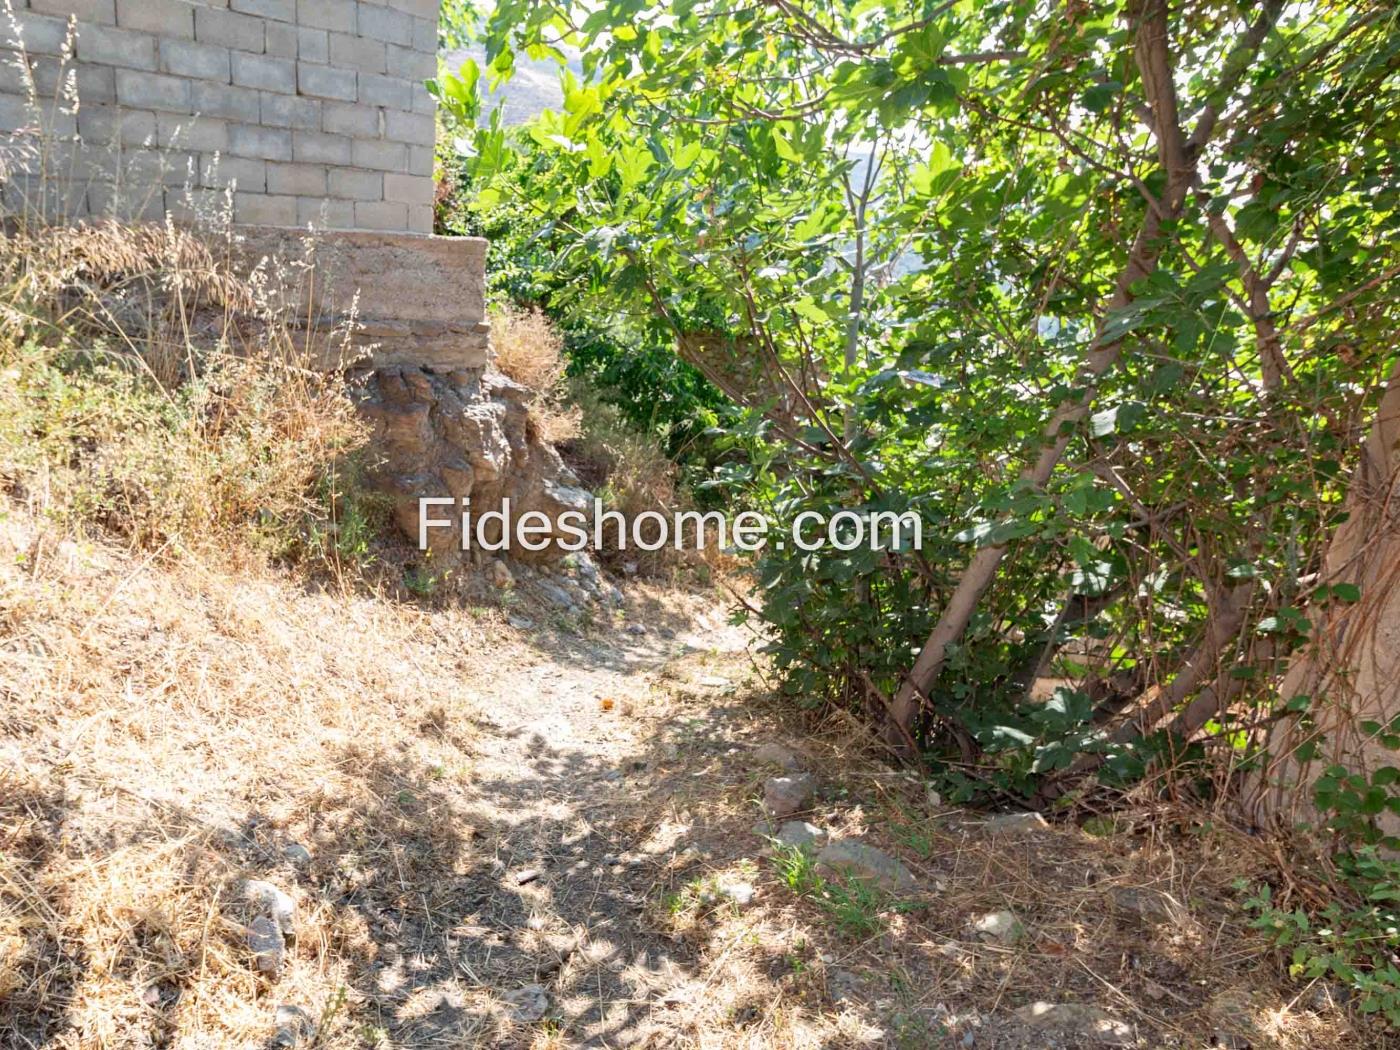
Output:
(441, 0), (1400, 810)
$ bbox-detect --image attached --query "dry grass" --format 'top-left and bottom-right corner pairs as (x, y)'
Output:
(0, 507), (489, 1049)
(489, 305), (580, 442)
(0, 218), (376, 572)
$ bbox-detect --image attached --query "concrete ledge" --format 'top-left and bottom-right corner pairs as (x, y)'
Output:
(235, 226), (491, 371)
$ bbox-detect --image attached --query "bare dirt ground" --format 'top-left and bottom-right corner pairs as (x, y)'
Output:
(0, 515), (1374, 1049)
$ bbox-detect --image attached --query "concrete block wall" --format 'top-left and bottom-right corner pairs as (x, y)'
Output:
(0, 0), (439, 233)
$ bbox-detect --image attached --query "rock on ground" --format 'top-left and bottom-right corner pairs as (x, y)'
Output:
(815, 840), (917, 892)
(983, 811), (1049, 835)
(764, 773), (816, 817)
(247, 916), (285, 975)
(755, 819), (829, 850)
(502, 983), (550, 1023)
(753, 741), (803, 770)
(968, 909), (1023, 943)
(1013, 1002), (1134, 1046)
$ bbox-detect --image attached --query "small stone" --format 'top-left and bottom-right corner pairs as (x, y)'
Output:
(244, 880), (295, 938)
(514, 868), (542, 886)
(1013, 1002), (1132, 1046)
(715, 878), (755, 906)
(271, 1004), (316, 1047)
(247, 916), (285, 975)
(281, 843), (312, 867)
(491, 559), (514, 588)
(969, 909), (1022, 943)
(502, 983), (549, 1022)
(507, 614), (535, 630)
(755, 820), (828, 850)
(699, 675), (731, 688)
(625, 623), (647, 636)
(983, 812), (1049, 835)
(764, 773), (816, 817)
(753, 742), (803, 771)
(816, 839), (917, 892)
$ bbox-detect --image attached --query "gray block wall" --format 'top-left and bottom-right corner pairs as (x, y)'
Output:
(0, 0), (439, 234)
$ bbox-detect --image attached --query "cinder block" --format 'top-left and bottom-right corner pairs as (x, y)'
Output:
(412, 15), (434, 52)
(354, 198), (405, 230)
(75, 22), (158, 70)
(228, 121), (291, 160)
(261, 91), (319, 128)
(410, 83), (433, 114)
(230, 0), (295, 20)
(89, 180), (168, 221)
(383, 171), (432, 205)
(31, 0), (115, 25)
(165, 185), (230, 223)
(407, 202), (431, 234)
(408, 143), (432, 176)
(191, 80), (260, 121)
(116, 0), (193, 39)
(357, 2), (412, 46)
(296, 61), (355, 100)
(157, 111), (227, 151)
(194, 7), (263, 54)
(199, 151), (265, 192)
(328, 166), (379, 198)
(321, 99), (376, 136)
(232, 51), (295, 93)
(78, 103), (156, 146)
(24, 55), (117, 105)
(384, 107), (432, 146)
(328, 31), (383, 74)
(266, 160), (326, 195)
(122, 145), (197, 187)
(291, 127), (349, 163)
(265, 21), (297, 58)
(389, 0), (439, 18)
(351, 136), (404, 171)
(115, 69), (191, 112)
(358, 72), (410, 109)
(297, 0), (356, 32)
(0, 13), (70, 56)
(159, 37), (230, 81)
(297, 27), (328, 63)
(0, 94), (36, 133)
(235, 190), (297, 225)
(386, 42), (435, 81)
(297, 194), (355, 228)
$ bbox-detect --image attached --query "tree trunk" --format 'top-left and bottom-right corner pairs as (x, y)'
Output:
(1247, 359), (1400, 835)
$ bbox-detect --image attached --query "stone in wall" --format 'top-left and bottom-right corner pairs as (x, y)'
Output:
(356, 364), (592, 562)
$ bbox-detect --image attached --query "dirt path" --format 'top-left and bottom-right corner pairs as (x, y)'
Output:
(397, 602), (763, 1047)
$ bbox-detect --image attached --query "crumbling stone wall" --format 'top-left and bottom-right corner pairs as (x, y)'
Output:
(1, 0), (438, 233)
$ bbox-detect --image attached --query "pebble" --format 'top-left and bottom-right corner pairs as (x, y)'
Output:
(969, 909), (1022, 943)
(271, 1004), (315, 1047)
(514, 868), (543, 886)
(281, 843), (312, 867)
(247, 916), (284, 975)
(502, 983), (550, 1022)
(244, 880), (295, 938)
